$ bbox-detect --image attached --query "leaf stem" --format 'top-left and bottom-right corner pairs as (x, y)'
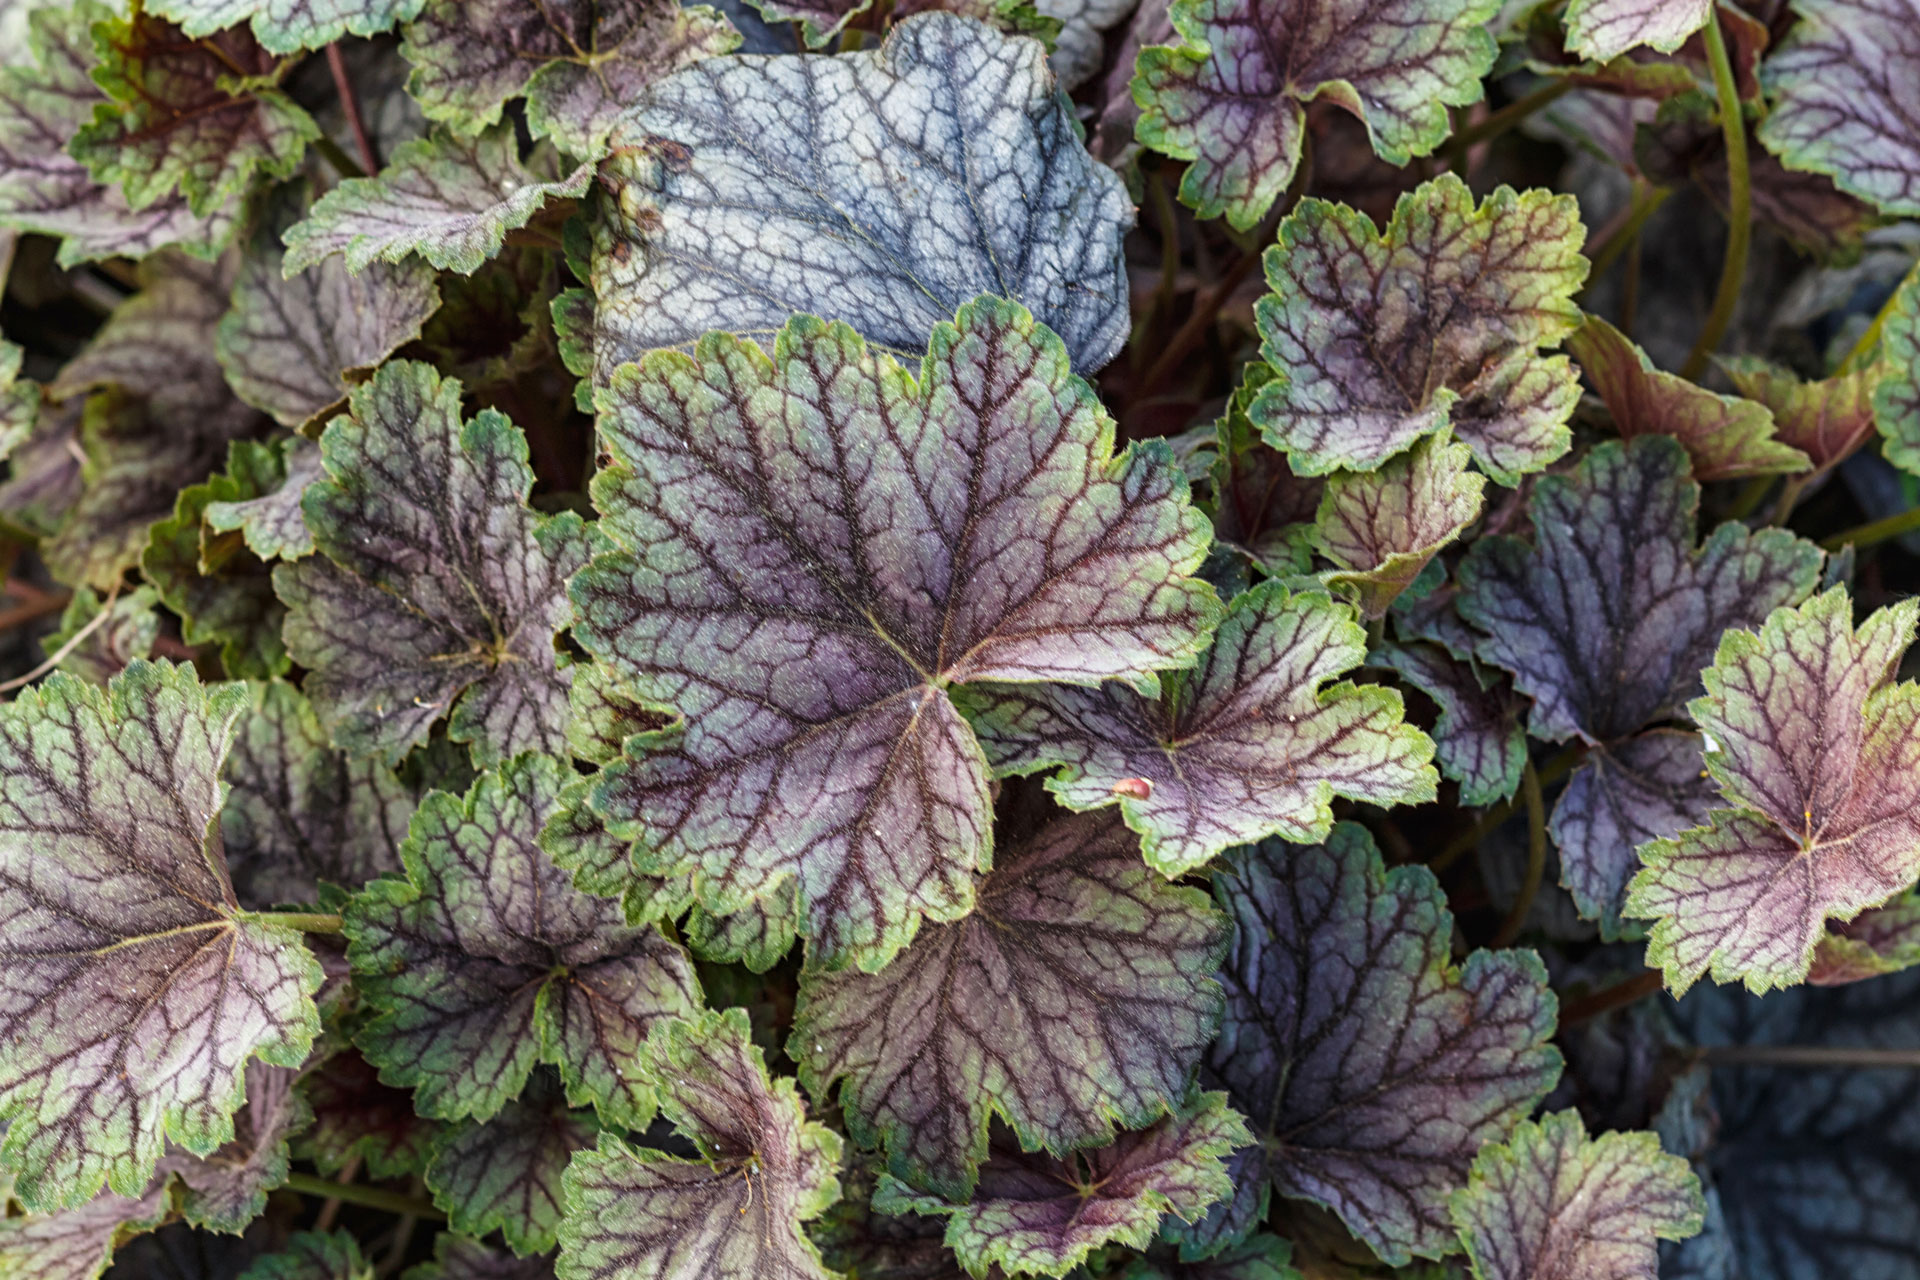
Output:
(325, 43), (379, 174)
(282, 1173), (444, 1219)
(1703, 1045), (1920, 1069)
(1582, 184), (1670, 287)
(312, 133), (367, 181)
(1429, 743), (1586, 872)
(1820, 504), (1920, 552)
(1558, 968), (1665, 1026)
(1447, 79), (1575, 158)
(1491, 760), (1545, 947)
(1679, 10), (1750, 382)
(257, 911), (345, 934)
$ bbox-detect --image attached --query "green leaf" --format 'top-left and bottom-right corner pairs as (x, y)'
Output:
(164, 1061), (309, 1233)
(1563, 0), (1711, 61)
(146, 0), (428, 54)
(0, 4), (232, 266)
(574, 296), (1216, 970)
(562, 662), (671, 769)
(276, 360), (595, 766)
(792, 809), (1228, 1200)
(1132, 0), (1497, 228)
(234, 1230), (375, 1280)
(959, 583), (1434, 878)
(0, 339), (38, 460)
(0, 662), (322, 1212)
(1808, 888), (1920, 984)
(346, 754), (701, 1125)
(1313, 432), (1484, 619)
(284, 126), (591, 276)
(1207, 367), (1325, 575)
(874, 1094), (1248, 1279)
(1566, 316), (1807, 482)
(1870, 266), (1920, 477)
(70, 9), (319, 219)
(204, 434), (321, 562)
(1629, 588), (1920, 994)
(1248, 177), (1588, 482)
(586, 14), (1132, 379)
(401, 1235), (557, 1280)
(0, 1180), (171, 1280)
(556, 1009), (843, 1280)
(400, 0), (739, 159)
(426, 1071), (602, 1257)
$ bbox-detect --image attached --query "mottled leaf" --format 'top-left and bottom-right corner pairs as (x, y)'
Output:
(1375, 641), (1527, 807)
(0, 1180), (170, 1280)
(875, 1095), (1247, 1279)
(70, 10), (319, 218)
(346, 753), (700, 1125)
(1248, 177), (1587, 482)
(1208, 823), (1562, 1263)
(217, 191), (441, 430)
(0, 662), (322, 1212)
(1629, 588), (1920, 994)
(1313, 433), (1484, 619)
(1132, 0), (1496, 228)
(427, 1072), (601, 1257)
(587, 14), (1132, 378)
(0, 4), (231, 266)
(400, 0), (739, 158)
(204, 434), (320, 562)
(1757, 0), (1920, 217)
(165, 1061), (308, 1233)
(1448, 1110), (1703, 1280)
(573, 296), (1215, 970)
(555, 1008), (843, 1280)
(284, 126), (592, 276)
(0, 391), (83, 540)
(233, 1230), (372, 1280)
(1807, 888), (1920, 984)
(1042, 0), (1139, 88)
(295, 1048), (441, 1180)
(1458, 436), (1822, 928)
(1870, 265), (1920, 477)
(146, 0), (427, 55)
(959, 582), (1433, 878)
(276, 360), (595, 765)
(792, 809), (1228, 1199)
(1723, 358), (1877, 481)
(1567, 317), (1806, 482)
(1563, 0), (1710, 61)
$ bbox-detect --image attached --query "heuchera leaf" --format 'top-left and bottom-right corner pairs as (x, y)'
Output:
(1563, 0), (1710, 62)
(1757, 0), (1920, 216)
(1565, 317), (1807, 482)
(1723, 357), (1877, 482)
(283, 126), (592, 276)
(69, 9), (320, 219)
(400, 0), (739, 159)
(1375, 641), (1528, 807)
(0, 661), (322, 1212)
(0, 1180), (171, 1280)
(276, 359), (595, 766)
(204, 434), (321, 562)
(555, 1008), (843, 1280)
(0, 338), (37, 457)
(1807, 888), (1920, 984)
(404, 1235), (558, 1280)
(958, 582), (1434, 878)
(426, 1071), (601, 1257)
(1207, 823), (1562, 1263)
(145, 0), (427, 55)
(1447, 1110), (1704, 1280)
(42, 582), (162, 686)
(164, 1061), (309, 1232)
(1131, 0), (1495, 229)
(1207, 367), (1324, 575)
(875, 1094), (1248, 1279)
(295, 1048), (441, 1180)
(1247, 177), (1588, 482)
(217, 191), (441, 430)
(1628, 588), (1920, 994)
(587, 14), (1132, 378)
(1871, 265), (1920, 477)
(791, 809), (1229, 1200)
(0, 4), (231, 267)
(232, 1230), (372, 1280)
(347, 753), (700, 1126)
(562, 661), (671, 768)
(1459, 436), (1823, 932)
(1312, 432), (1484, 619)
(572, 296), (1216, 970)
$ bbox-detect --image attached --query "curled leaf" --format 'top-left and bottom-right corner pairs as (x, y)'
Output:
(1807, 888), (1920, 984)
(1312, 432), (1484, 619)
(1723, 357), (1877, 482)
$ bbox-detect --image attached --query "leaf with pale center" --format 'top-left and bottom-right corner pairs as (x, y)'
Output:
(572, 296), (1215, 971)
(1629, 588), (1920, 994)
(586, 14), (1132, 379)
(1312, 432), (1484, 619)
(958, 582), (1433, 879)
(0, 661), (322, 1212)
(792, 809), (1228, 1200)
(1247, 177), (1587, 482)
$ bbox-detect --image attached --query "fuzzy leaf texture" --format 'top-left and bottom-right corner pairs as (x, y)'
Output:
(146, 0), (428, 54)
(791, 809), (1229, 1200)
(0, 661), (321, 1212)
(1311, 431), (1484, 618)
(1563, 0), (1712, 61)
(425, 1071), (600, 1257)
(571, 295), (1216, 971)
(1248, 177), (1588, 482)
(587, 14), (1132, 380)
(1629, 588), (1920, 993)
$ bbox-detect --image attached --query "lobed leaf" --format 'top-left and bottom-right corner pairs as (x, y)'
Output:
(1871, 264), (1920, 477)
(204, 434), (322, 562)
(295, 1048), (441, 1180)
(425, 1072), (601, 1258)
(164, 1061), (309, 1233)
(0, 662), (322, 1212)
(0, 1180), (171, 1280)
(1563, 0), (1711, 62)
(587, 14), (1132, 379)
(146, 0), (427, 54)
(1629, 588), (1920, 993)
(792, 809), (1229, 1200)
(1248, 177), (1587, 482)
(1312, 432), (1484, 619)
(573, 296), (1216, 970)
(960, 582), (1434, 878)
(1807, 888), (1920, 984)
(1374, 641), (1528, 807)
(403, 1236), (558, 1280)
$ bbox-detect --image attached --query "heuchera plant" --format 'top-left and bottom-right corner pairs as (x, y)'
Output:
(4, 0), (1920, 1276)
